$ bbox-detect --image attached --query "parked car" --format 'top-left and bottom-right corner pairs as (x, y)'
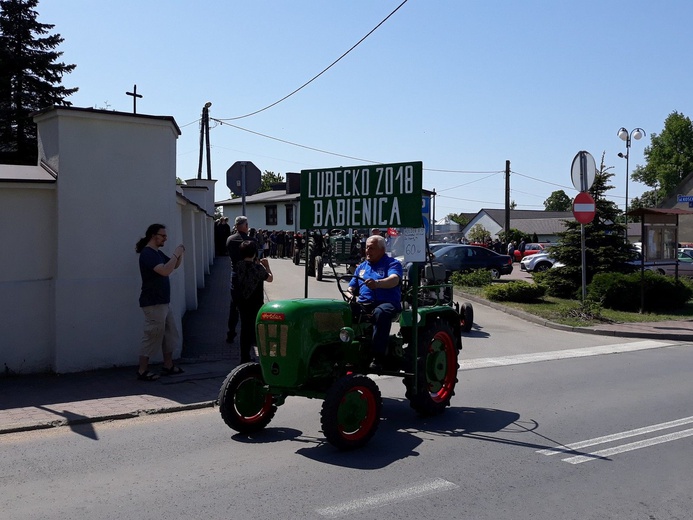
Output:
(643, 251), (693, 277)
(678, 247), (693, 258)
(514, 242), (546, 261)
(433, 244), (513, 279)
(428, 242), (449, 254)
(520, 251), (555, 272)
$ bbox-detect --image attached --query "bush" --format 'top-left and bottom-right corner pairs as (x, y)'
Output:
(533, 267), (581, 299)
(450, 269), (493, 287)
(484, 280), (546, 302)
(587, 271), (693, 312)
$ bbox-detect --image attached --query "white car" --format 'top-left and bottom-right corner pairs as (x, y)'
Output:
(520, 251), (555, 273)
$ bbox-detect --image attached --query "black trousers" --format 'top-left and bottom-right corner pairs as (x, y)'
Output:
(238, 302), (262, 363)
(227, 289), (238, 338)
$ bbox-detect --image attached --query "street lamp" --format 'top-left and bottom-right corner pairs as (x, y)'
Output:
(618, 127), (646, 239)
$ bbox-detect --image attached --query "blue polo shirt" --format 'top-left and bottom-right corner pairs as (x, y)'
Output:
(349, 254), (402, 310)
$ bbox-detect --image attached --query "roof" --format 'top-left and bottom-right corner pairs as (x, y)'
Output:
(216, 189), (301, 205)
(480, 208), (574, 222)
(0, 162), (56, 183)
(627, 207), (693, 216)
(31, 105), (181, 135)
(508, 217), (570, 235)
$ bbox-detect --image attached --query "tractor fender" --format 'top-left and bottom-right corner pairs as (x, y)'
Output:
(399, 306), (462, 351)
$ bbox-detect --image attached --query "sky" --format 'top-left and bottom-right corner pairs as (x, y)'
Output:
(36, 0), (693, 219)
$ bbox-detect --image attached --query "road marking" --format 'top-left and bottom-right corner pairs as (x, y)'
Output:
(537, 415), (693, 455)
(562, 428), (693, 464)
(537, 416), (693, 464)
(460, 340), (676, 370)
(315, 478), (458, 517)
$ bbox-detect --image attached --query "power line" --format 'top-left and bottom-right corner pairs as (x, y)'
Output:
(211, 119), (381, 163)
(215, 0), (409, 122)
(511, 169), (574, 191)
(426, 168), (504, 174)
(437, 172), (503, 191)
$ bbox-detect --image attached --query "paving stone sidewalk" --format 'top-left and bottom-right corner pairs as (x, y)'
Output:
(0, 255), (238, 434)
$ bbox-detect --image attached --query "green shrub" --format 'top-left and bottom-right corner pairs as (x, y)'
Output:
(484, 280), (546, 302)
(450, 269), (493, 287)
(533, 268), (581, 299)
(587, 271), (693, 312)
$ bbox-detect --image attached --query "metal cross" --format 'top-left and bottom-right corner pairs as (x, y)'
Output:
(126, 84), (143, 114)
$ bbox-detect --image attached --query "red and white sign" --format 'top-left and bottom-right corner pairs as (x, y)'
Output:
(573, 191), (596, 224)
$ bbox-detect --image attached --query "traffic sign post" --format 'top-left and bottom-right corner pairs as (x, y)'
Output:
(572, 190), (596, 302)
(226, 161), (262, 216)
(571, 151), (596, 192)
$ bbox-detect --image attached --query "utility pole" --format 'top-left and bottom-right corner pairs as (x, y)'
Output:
(505, 160), (511, 239)
(197, 102), (212, 180)
(431, 189), (437, 240)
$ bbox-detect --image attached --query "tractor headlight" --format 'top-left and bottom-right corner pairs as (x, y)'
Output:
(339, 327), (355, 343)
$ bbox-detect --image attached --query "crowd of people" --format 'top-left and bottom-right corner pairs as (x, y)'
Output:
(215, 219), (311, 261)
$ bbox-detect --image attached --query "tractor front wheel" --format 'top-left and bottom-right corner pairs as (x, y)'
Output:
(321, 374), (382, 450)
(316, 255), (324, 281)
(460, 302), (474, 333)
(404, 320), (460, 416)
(218, 362), (276, 433)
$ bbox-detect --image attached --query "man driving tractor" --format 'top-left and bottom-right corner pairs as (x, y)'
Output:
(346, 234), (403, 371)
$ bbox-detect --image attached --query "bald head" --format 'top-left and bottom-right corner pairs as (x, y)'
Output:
(365, 235), (386, 263)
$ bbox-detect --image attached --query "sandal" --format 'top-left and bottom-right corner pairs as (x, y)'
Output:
(161, 365), (184, 376)
(137, 370), (160, 381)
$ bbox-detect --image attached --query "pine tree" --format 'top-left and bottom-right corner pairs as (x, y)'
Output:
(0, 0), (77, 165)
(544, 153), (637, 294)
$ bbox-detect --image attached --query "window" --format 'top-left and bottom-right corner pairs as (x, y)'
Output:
(285, 204), (294, 226)
(265, 205), (277, 226)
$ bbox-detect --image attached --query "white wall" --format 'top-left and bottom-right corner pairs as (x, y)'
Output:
(463, 213), (503, 239)
(0, 107), (215, 375)
(219, 199), (300, 232)
(0, 183), (56, 373)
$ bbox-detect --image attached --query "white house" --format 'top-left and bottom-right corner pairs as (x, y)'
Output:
(461, 209), (573, 242)
(216, 173), (302, 232)
(1, 106), (215, 374)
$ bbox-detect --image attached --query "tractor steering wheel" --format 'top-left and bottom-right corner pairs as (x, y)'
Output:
(337, 274), (367, 304)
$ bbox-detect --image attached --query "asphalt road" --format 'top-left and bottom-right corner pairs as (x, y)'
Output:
(2, 342), (691, 519)
(2, 258), (691, 519)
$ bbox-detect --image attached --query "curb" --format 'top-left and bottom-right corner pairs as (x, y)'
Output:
(0, 401), (217, 435)
(457, 291), (693, 341)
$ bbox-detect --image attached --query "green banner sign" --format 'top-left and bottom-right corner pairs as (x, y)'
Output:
(300, 161), (423, 229)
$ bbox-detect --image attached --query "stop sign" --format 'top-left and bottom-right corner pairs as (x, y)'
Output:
(226, 161), (261, 195)
(573, 191), (596, 224)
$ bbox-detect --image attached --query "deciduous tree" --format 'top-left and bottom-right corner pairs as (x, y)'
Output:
(631, 111), (693, 197)
(467, 223), (491, 244)
(543, 190), (571, 211)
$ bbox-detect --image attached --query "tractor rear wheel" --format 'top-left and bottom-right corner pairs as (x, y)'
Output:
(307, 241), (316, 276)
(218, 362), (276, 433)
(321, 374), (382, 450)
(460, 302), (474, 333)
(404, 320), (459, 416)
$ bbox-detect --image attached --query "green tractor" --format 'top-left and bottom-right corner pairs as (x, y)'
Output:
(305, 229), (362, 281)
(217, 268), (464, 450)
